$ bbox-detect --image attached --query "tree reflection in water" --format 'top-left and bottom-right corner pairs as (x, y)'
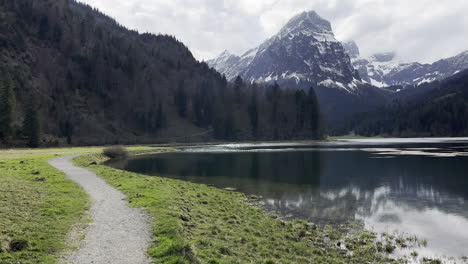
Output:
(108, 141), (468, 258)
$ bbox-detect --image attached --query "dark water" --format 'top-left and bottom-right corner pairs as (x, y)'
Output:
(108, 138), (468, 259)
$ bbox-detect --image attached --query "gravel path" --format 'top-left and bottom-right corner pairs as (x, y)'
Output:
(49, 155), (152, 264)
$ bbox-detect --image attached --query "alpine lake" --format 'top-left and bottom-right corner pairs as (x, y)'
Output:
(107, 138), (468, 261)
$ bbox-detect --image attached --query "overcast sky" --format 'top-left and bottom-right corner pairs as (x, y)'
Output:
(77, 0), (468, 63)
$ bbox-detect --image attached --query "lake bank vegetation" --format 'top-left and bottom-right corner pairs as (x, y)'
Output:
(0, 146), (450, 263)
(74, 150), (428, 264)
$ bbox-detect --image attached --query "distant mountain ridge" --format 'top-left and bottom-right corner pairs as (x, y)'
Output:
(208, 11), (394, 121)
(335, 68), (468, 137)
(344, 41), (468, 88)
(208, 11), (362, 93)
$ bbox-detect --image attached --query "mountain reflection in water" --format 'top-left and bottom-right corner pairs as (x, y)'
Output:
(108, 139), (468, 258)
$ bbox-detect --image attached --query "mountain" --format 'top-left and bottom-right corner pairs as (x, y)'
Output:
(208, 11), (362, 92)
(1, 0), (230, 145)
(345, 41), (468, 88)
(208, 11), (391, 120)
(0, 0), (326, 146)
(342, 41), (360, 60)
(335, 69), (468, 137)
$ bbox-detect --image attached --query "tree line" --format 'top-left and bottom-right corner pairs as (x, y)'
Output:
(172, 76), (324, 141)
(0, 0), (324, 146)
(0, 74), (41, 147)
(334, 70), (468, 137)
(0, 70), (324, 147)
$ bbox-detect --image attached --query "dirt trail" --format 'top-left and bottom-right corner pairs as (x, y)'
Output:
(49, 155), (151, 264)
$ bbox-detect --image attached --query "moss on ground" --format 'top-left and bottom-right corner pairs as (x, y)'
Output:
(75, 153), (404, 264)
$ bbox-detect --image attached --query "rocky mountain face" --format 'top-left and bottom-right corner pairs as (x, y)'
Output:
(208, 11), (363, 93)
(345, 41), (468, 88)
(342, 41), (360, 60)
(208, 11), (391, 121)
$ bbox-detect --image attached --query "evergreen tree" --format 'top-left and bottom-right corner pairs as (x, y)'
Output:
(155, 102), (165, 130)
(308, 87), (321, 139)
(175, 80), (187, 118)
(295, 90), (307, 131)
(38, 16), (49, 40)
(234, 76), (243, 104)
(248, 85), (259, 138)
(59, 118), (74, 145)
(213, 103), (226, 139)
(23, 95), (41, 148)
(213, 102), (237, 140)
(0, 75), (16, 140)
(193, 88), (204, 127)
(270, 83), (281, 139)
(193, 81), (214, 127)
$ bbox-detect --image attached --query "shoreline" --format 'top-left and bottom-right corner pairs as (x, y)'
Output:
(74, 150), (423, 264)
(0, 146), (457, 263)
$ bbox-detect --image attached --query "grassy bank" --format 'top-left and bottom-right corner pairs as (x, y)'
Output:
(0, 147), (151, 264)
(75, 153), (406, 264)
(0, 150), (91, 263)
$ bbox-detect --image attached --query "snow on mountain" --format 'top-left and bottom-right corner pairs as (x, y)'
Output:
(344, 41), (468, 88)
(207, 11), (362, 93)
(342, 41), (360, 60)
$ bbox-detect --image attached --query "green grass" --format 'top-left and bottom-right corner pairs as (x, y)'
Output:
(75, 153), (404, 264)
(0, 153), (88, 263)
(0, 146), (153, 264)
(0, 146), (424, 263)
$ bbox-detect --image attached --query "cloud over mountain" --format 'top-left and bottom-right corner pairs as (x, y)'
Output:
(77, 0), (468, 63)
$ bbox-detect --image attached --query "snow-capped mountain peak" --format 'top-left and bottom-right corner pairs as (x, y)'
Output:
(343, 41), (360, 60)
(277, 11), (337, 42)
(208, 10), (362, 93)
(218, 50), (233, 58)
(346, 41), (468, 88)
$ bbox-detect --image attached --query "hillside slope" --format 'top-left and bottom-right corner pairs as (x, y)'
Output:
(0, 0), (226, 145)
(336, 69), (468, 137)
(0, 0), (326, 146)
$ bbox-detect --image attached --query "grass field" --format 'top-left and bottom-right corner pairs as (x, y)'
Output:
(0, 147), (150, 264)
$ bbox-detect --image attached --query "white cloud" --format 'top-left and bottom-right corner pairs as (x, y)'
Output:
(77, 0), (468, 63)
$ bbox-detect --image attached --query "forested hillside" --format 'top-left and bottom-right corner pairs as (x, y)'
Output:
(335, 69), (468, 137)
(0, 0), (323, 146)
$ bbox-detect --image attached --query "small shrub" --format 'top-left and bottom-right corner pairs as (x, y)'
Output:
(219, 246), (232, 255)
(103, 146), (128, 159)
(385, 243), (395, 253)
(9, 238), (29, 252)
(34, 177), (46, 182)
(422, 258), (442, 264)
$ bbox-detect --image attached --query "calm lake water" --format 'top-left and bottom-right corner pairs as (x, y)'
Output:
(108, 138), (468, 260)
